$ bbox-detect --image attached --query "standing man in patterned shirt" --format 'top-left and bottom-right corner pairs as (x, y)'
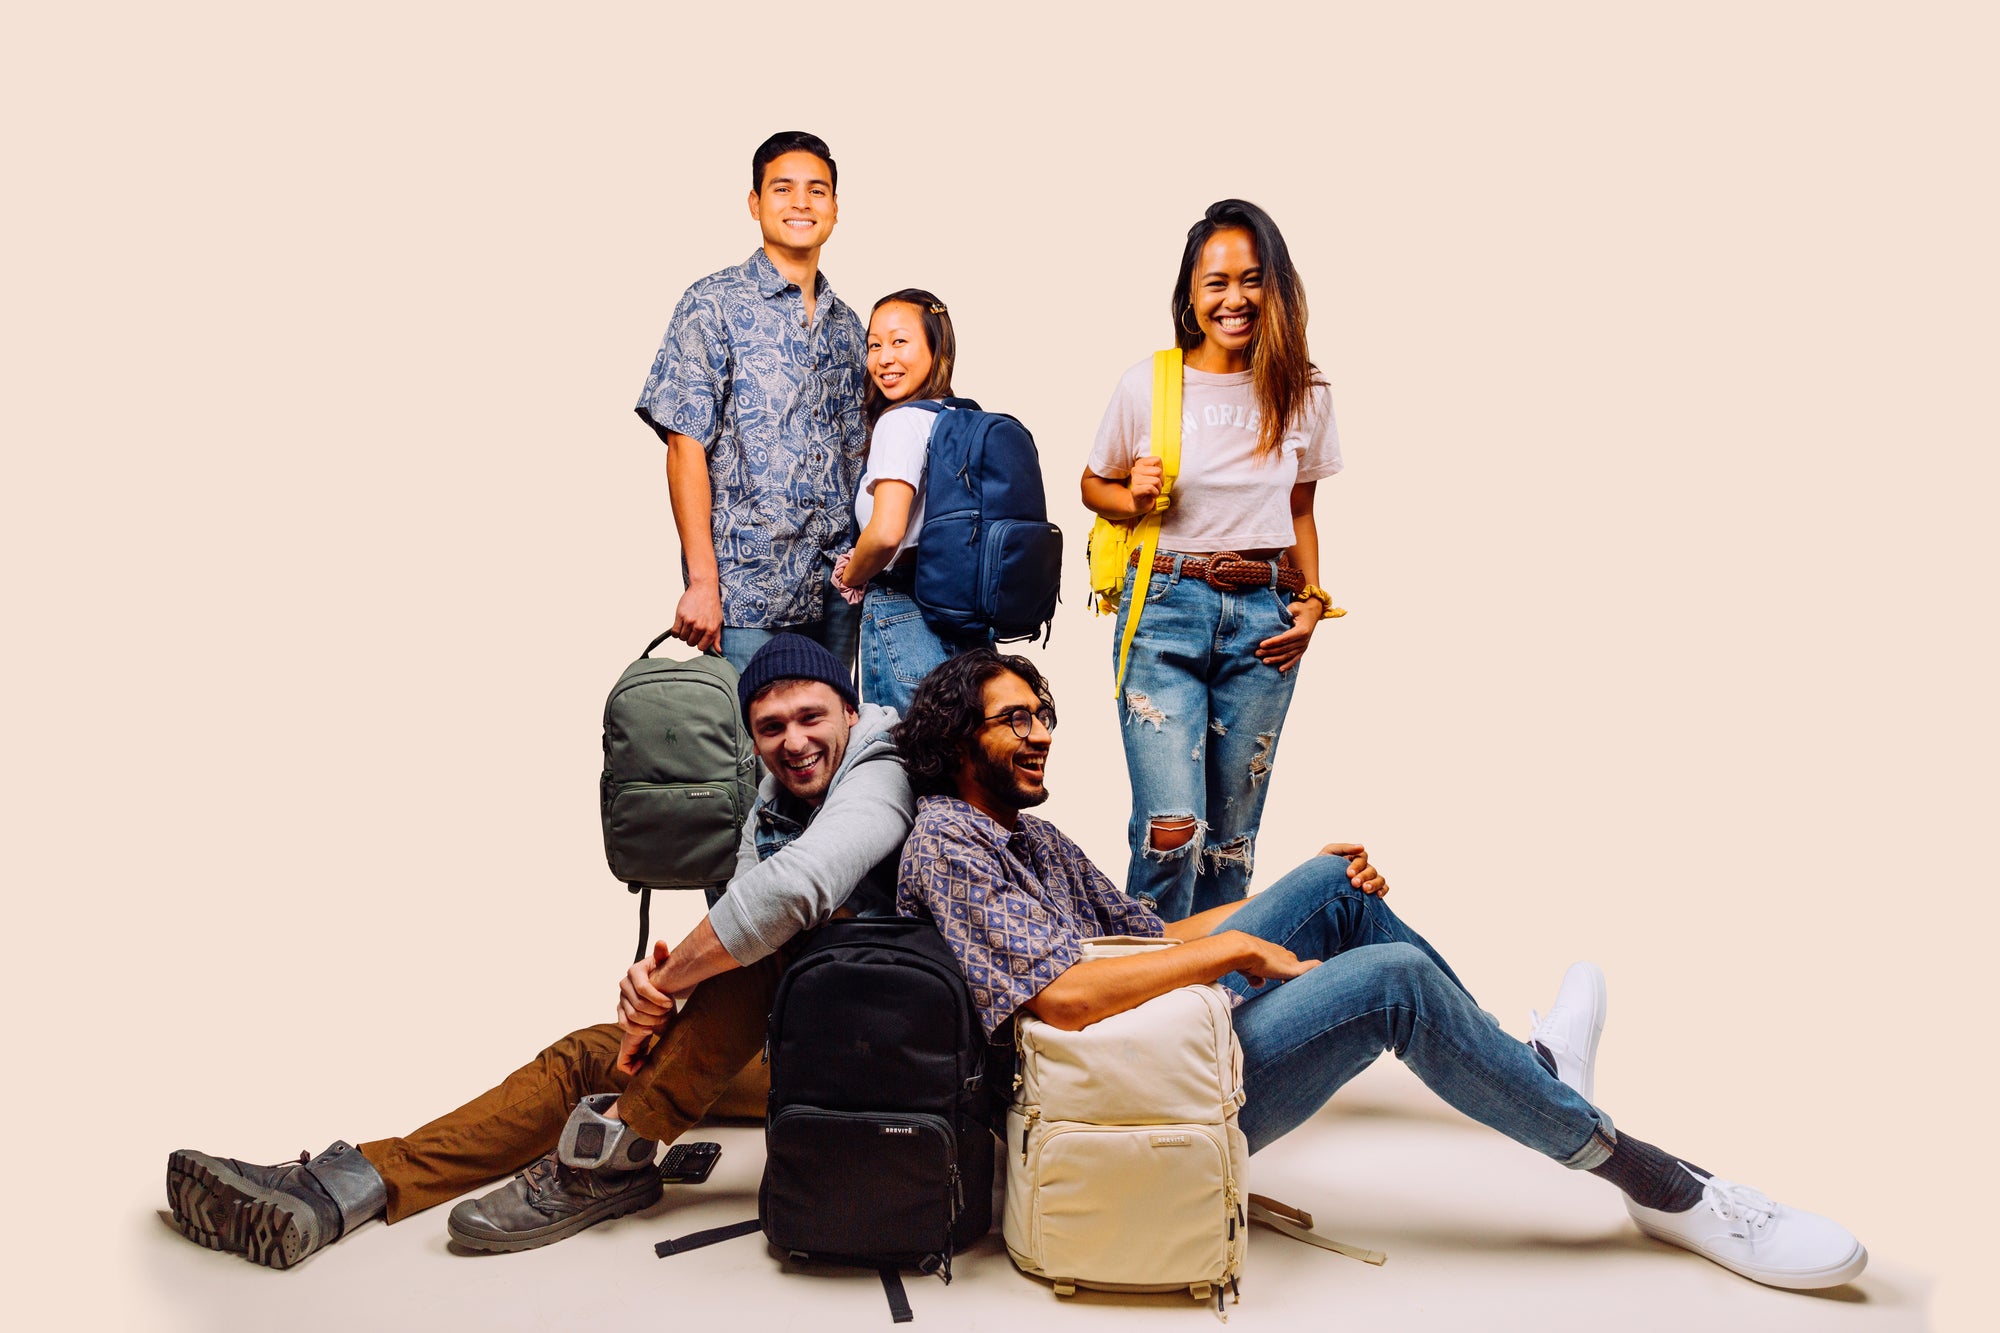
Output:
(636, 131), (869, 675)
(890, 649), (1870, 1293)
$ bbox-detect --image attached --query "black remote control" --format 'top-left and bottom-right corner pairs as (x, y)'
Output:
(658, 1140), (722, 1184)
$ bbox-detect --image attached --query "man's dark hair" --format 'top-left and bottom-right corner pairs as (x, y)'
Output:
(892, 648), (1054, 799)
(752, 131), (838, 194)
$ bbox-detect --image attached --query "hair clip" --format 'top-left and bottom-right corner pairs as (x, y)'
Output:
(928, 302), (948, 315)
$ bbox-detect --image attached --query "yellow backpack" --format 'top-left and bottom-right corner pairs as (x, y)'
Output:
(1087, 349), (1183, 696)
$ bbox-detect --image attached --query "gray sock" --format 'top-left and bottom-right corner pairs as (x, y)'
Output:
(1588, 1132), (1710, 1213)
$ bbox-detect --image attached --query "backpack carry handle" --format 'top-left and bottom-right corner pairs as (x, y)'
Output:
(640, 631), (728, 660)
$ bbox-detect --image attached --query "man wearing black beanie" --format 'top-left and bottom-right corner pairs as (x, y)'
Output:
(165, 635), (910, 1265)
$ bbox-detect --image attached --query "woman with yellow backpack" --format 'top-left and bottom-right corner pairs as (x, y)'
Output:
(1080, 199), (1343, 921)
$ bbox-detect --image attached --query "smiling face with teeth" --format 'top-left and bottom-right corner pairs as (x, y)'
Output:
(747, 149), (838, 262)
(747, 679), (859, 805)
(1185, 226), (1265, 373)
(954, 670), (1054, 824)
(866, 302), (936, 405)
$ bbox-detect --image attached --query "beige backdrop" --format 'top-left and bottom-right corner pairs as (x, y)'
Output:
(5, 2), (1994, 1328)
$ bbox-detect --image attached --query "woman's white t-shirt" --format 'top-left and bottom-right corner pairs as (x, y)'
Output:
(1086, 359), (1341, 551)
(853, 403), (950, 566)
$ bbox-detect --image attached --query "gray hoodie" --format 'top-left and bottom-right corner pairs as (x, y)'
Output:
(705, 702), (913, 965)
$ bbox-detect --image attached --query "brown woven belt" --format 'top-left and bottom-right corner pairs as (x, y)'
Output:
(1129, 548), (1305, 594)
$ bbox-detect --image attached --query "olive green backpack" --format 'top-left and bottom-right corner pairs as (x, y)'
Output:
(600, 636), (759, 961)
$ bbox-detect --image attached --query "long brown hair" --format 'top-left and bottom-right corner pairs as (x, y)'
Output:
(1171, 200), (1321, 459)
(864, 288), (957, 426)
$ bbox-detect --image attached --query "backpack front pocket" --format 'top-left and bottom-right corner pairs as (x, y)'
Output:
(603, 782), (739, 886)
(979, 519), (1063, 638)
(762, 1106), (959, 1264)
(1026, 1120), (1235, 1289)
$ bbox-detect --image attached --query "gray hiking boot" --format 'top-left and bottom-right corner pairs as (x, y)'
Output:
(166, 1141), (386, 1269)
(447, 1094), (662, 1253)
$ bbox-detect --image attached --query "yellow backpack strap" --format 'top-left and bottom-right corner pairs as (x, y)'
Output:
(1155, 347), (1182, 505)
(1113, 348), (1182, 697)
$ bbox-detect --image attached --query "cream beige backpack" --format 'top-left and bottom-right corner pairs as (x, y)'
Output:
(1004, 936), (1246, 1310)
(1002, 936), (1383, 1318)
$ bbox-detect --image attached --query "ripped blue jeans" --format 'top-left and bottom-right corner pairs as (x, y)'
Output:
(1111, 556), (1302, 920)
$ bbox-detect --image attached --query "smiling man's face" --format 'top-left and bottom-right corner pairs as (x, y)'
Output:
(954, 669), (1052, 820)
(748, 149), (838, 258)
(747, 680), (857, 805)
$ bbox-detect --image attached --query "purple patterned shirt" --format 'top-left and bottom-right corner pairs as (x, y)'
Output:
(896, 795), (1164, 1038)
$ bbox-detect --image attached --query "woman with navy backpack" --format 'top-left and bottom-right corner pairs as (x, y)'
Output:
(1081, 200), (1344, 921)
(832, 289), (974, 716)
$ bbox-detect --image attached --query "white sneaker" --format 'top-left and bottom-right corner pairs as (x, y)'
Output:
(1527, 961), (1606, 1102)
(1626, 1172), (1868, 1290)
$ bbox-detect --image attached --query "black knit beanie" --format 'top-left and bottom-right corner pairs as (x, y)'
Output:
(736, 633), (859, 719)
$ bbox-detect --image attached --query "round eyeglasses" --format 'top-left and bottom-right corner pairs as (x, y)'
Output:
(981, 705), (1057, 739)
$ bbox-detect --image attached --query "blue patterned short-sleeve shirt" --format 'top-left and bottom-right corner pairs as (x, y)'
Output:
(896, 795), (1165, 1038)
(635, 249), (869, 628)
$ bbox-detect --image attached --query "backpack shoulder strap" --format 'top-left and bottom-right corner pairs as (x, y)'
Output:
(1152, 347), (1183, 502)
(889, 397), (982, 417)
(1112, 348), (1182, 697)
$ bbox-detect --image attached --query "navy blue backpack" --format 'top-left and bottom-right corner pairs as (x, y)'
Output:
(902, 399), (1063, 643)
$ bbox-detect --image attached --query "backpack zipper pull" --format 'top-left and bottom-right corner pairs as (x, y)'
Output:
(1019, 1108), (1039, 1163)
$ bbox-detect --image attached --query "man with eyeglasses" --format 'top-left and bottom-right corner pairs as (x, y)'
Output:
(889, 648), (1868, 1293)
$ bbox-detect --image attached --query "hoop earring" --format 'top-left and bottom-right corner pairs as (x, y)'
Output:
(1180, 305), (1200, 336)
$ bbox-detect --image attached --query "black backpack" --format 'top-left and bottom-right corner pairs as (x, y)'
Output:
(656, 918), (993, 1322)
(600, 637), (758, 961)
(901, 399), (1063, 644)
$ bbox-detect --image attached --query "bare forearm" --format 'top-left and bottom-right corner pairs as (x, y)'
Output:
(665, 433), (719, 585)
(844, 529), (895, 587)
(844, 482), (913, 587)
(651, 916), (739, 998)
(1285, 508), (1320, 588)
(1081, 469), (1148, 520)
(1026, 935), (1246, 1030)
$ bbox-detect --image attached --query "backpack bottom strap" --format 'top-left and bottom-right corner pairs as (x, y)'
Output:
(654, 1217), (760, 1257)
(879, 1266), (913, 1323)
(1246, 1195), (1386, 1266)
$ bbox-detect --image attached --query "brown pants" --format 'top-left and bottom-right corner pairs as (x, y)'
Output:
(357, 941), (795, 1223)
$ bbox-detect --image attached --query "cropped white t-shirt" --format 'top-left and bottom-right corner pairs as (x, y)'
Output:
(853, 403), (951, 566)
(1086, 359), (1341, 552)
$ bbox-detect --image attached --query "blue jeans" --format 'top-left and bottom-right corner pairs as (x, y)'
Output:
(1220, 856), (1615, 1168)
(1112, 557), (1302, 920)
(858, 584), (970, 718)
(717, 568), (861, 682)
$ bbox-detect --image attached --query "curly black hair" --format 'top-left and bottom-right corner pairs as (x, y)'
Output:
(891, 648), (1055, 799)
